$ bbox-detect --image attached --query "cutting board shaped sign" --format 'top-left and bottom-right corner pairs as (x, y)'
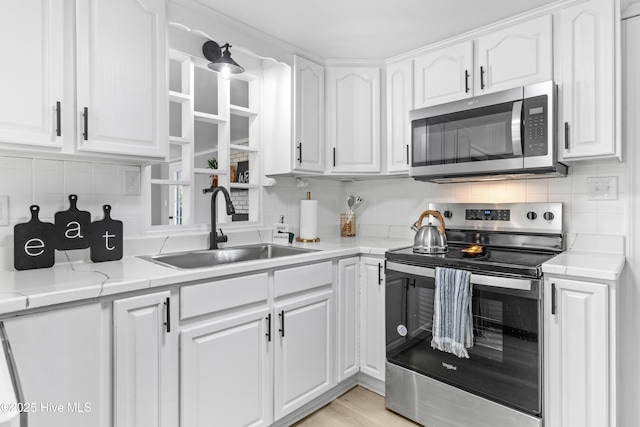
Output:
(54, 194), (91, 250)
(90, 205), (123, 263)
(14, 205), (55, 270)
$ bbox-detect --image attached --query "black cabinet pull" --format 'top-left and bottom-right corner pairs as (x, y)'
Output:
(82, 107), (89, 140)
(406, 144), (410, 165)
(378, 263), (383, 285)
(55, 101), (61, 136)
(564, 122), (570, 150)
(278, 310), (285, 337)
(551, 283), (557, 315)
(332, 147), (336, 167)
(164, 297), (171, 333)
(266, 313), (272, 342)
(480, 66), (485, 90)
(464, 70), (470, 93)
(297, 142), (302, 163)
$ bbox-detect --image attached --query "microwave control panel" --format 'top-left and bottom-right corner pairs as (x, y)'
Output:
(523, 95), (548, 157)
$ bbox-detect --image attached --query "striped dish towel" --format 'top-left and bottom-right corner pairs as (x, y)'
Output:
(431, 267), (473, 358)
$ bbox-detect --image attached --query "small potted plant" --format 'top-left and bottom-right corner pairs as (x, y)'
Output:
(207, 157), (218, 188)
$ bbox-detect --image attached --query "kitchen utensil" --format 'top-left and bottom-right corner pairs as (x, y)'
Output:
(352, 196), (364, 212)
(411, 210), (448, 254)
(54, 194), (91, 250)
(90, 205), (123, 262)
(461, 244), (485, 256)
(14, 205), (56, 270)
(347, 196), (355, 213)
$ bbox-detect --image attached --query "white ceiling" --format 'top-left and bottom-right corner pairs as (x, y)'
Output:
(194, 0), (559, 61)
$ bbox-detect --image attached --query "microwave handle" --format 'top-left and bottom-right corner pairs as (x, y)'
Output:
(511, 100), (523, 157)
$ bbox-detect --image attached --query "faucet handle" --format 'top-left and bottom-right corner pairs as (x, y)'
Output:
(216, 228), (228, 244)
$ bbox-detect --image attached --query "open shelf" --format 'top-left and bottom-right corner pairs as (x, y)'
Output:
(194, 111), (227, 124)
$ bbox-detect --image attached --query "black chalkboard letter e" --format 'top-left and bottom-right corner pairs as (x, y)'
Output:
(14, 205), (55, 270)
(90, 205), (123, 263)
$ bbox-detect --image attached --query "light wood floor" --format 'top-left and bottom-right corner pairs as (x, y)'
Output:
(292, 386), (420, 427)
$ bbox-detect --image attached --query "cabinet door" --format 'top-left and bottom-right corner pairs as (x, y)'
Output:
(556, 0), (618, 160)
(545, 278), (608, 427)
(413, 40), (473, 108)
(293, 56), (325, 173)
(386, 60), (413, 173)
(114, 291), (176, 427)
(181, 307), (272, 427)
(337, 257), (359, 381)
(477, 15), (552, 94)
(274, 290), (333, 419)
(327, 66), (380, 173)
(0, 0), (64, 148)
(359, 257), (385, 381)
(76, 0), (168, 158)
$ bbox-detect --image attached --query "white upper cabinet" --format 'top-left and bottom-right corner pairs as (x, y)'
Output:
(326, 66), (381, 174)
(386, 59), (413, 173)
(555, 0), (619, 161)
(76, 0), (168, 159)
(0, 0), (64, 148)
(413, 40), (473, 108)
(413, 16), (552, 109)
(476, 15), (552, 94)
(293, 56), (325, 173)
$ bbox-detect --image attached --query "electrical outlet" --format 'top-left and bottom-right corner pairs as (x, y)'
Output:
(124, 167), (141, 196)
(0, 196), (8, 226)
(587, 176), (618, 200)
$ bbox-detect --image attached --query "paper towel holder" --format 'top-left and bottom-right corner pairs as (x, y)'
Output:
(295, 236), (320, 243)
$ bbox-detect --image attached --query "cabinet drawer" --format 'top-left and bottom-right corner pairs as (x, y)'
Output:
(181, 273), (269, 320)
(274, 261), (332, 298)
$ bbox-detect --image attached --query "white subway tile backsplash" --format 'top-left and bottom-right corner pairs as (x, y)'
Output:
(65, 161), (93, 195)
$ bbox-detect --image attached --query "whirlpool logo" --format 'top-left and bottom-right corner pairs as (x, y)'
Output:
(442, 362), (457, 371)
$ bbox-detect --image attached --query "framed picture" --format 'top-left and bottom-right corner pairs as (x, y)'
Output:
(237, 161), (249, 183)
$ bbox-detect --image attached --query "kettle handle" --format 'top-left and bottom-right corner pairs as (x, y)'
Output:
(413, 210), (446, 234)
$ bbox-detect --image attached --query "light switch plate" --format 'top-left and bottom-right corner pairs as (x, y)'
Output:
(587, 176), (618, 200)
(0, 196), (8, 226)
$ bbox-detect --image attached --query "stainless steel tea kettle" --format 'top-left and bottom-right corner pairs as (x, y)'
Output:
(411, 210), (448, 254)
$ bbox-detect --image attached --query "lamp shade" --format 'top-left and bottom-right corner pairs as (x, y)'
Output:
(202, 40), (244, 75)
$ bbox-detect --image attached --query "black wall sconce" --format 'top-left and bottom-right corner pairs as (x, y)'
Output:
(202, 40), (244, 79)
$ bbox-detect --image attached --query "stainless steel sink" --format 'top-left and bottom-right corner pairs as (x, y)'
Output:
(140, 244), (317, 269)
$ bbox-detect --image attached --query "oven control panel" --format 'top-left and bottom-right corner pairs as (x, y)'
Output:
(430, 202), (563, 234)
(465, 209), (510, 221)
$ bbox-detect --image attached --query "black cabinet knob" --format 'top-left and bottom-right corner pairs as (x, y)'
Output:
(526, 211), (537, 220)
(543, 211), (555, 221)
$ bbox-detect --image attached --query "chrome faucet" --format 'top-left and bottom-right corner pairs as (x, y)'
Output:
(202, 186), (235, 250)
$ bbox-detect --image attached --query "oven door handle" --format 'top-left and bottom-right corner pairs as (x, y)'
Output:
(386, 261), (534, 292)
(511, 100), (523, 157)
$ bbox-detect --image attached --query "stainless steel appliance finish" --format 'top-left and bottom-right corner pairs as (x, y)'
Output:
(409, 81), (567, 183)
(385, 203), (563, 427)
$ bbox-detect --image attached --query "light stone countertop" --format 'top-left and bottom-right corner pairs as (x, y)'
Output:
(0, 235), (413, 317)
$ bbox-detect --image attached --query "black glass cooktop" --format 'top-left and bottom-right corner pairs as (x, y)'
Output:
(386, 244), (559, 279)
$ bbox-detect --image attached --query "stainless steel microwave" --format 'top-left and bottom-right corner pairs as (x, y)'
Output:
(409, 80), (567, 183)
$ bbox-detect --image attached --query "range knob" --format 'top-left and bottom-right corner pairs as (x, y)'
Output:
(443, 210), (453, 219)
(543, 211), (555, 221)
(526, 211), (537, 220)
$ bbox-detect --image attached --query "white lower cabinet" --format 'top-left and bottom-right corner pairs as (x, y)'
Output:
(113, 291), (177, 427)
(181, 307), (272, 427)
(337, 257), (360, 381)
(274, 289), (333, 419)
(544, 276), (613, 427)
(359, 256), (386, 382)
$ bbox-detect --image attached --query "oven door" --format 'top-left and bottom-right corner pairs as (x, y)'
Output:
(385, 262), (542, 416)
(410, 86), (525, 178)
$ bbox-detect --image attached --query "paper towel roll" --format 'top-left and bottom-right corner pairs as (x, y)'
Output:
(299, 200), (318, 239)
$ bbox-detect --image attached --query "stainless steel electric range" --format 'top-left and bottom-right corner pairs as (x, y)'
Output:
(385, 202), (563, 427)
